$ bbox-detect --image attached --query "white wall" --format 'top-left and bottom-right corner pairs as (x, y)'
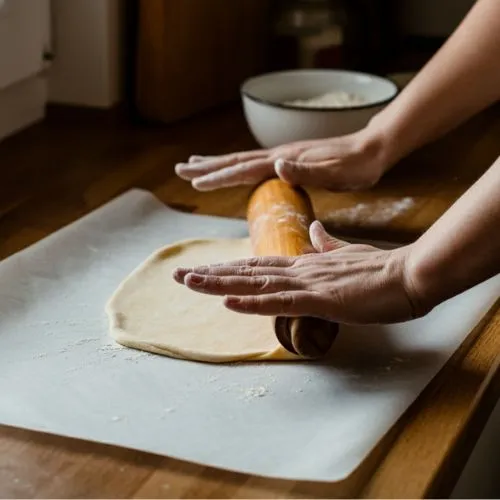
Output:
(48, 0), (124, 108)
(0, 0), (48, 89)
(0, 0), (49, 141)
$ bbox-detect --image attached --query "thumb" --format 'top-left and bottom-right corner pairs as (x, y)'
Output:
(309, 221), (349, 253)
(275, 158), (314, 185)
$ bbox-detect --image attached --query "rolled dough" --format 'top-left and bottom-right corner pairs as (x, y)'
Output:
(106, 238), (299, 363)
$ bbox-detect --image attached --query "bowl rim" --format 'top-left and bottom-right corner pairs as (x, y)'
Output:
(241, 69), (399, 112)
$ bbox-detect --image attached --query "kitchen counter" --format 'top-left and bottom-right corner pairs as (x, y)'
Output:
(0, 103), (499, 498)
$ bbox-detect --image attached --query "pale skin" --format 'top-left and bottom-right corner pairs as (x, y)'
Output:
(174, 0), (500, 324)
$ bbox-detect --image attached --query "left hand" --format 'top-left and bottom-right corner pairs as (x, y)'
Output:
(173, 222), (427, 325)
(175, 127), (390, 192)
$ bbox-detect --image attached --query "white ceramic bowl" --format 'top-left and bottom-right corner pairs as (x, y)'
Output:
(241, 69), (398, 148)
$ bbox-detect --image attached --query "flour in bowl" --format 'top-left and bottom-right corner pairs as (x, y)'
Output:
(284, 91), (367, 108)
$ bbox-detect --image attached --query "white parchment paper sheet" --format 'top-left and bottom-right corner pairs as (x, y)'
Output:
(0, 189), (498, 482)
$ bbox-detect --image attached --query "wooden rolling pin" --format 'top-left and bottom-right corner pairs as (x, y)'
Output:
(247, 179), (339, 359)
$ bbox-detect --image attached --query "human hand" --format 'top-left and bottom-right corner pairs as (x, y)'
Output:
(173, 222), (427, 325)
(175, 127), (391, 192)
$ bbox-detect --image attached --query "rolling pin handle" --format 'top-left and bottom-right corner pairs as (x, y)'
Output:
(275, 316), (339, 359)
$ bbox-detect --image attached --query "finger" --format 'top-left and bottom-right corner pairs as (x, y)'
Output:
(184, 274), (303, 296)
(172, 267), (188, 284)
(224, 291), (320, 316)
(275, 158), (367, 191)
(174, 256), (295, 282)
(309, 221), (349, 252)
(298, 144), (346, 163)
(176, 151), (268, 180)
(174, 257), (293, 281)
(192, 159), (273, 191)
(188, 155), (217, 163)
(197, 256), (295, 269)
(175, 159), (227, 180)
(274, 158), (339, 187)
(176, 264), (289, 280)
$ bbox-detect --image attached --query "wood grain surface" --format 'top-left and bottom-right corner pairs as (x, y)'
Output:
(136, 0), (269, 123)
(0, 102), (499, 498)
(247, 179), (314, 258)
(247, 179), (338, 358)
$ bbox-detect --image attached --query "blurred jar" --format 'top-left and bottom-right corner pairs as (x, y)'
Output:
(271, 0), (348, 70)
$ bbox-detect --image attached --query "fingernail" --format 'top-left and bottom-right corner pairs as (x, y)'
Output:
(225, 296), (241, 306)
(310, 220), (323, 232)
(175, 163), (186, 173)
(187, 274), (204, 285)
(191, 179), (213, 192)
(274, 158), (285, 170)
(275, 158), (296, 183)
(189, 155), (203, 162)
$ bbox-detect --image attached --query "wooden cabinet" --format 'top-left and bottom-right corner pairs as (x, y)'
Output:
(136, 0), (270, 123)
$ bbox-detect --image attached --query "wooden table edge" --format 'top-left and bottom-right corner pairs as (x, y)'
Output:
(361, 300), (500, 499)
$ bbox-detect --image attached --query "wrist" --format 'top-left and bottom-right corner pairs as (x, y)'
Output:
(402, 240), (449, 316)
(365, 108), (412, 172)
(360, 114), (404, 173)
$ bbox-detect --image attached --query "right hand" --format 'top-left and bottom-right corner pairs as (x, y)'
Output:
(173, 221), (424, 324)
(175, 127), (392, 192)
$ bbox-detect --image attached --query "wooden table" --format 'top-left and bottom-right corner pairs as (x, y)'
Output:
(0, 103), (499, 498)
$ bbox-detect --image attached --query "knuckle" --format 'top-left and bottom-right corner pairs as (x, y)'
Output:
(298, 150), (318, 163)
(270, 147), (285, 158)
(274, 256), (291, 267)
(241, 297), (258, 311)
(231, 161), (247, 172)
(237, 266), (255, 277)
(245, 257), (261, 267)
(297, 151), (309, 162)
(254, 276), (270, 291)
(234, 153), (251, 163)
(212, 276), (224, 289)
(278, 292), (295, 313)
(194, 265), (210, 274)
(292, 278), (306, 290)
(290, 258), (306, 271)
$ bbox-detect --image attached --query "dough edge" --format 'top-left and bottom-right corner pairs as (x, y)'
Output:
(105, 238), (300, 363)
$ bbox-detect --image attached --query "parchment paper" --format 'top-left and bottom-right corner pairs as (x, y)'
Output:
(0, 189), (498, 482)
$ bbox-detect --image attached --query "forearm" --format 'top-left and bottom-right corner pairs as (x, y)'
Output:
(407, 156), (500, 311)
(369, 0), (500, 166)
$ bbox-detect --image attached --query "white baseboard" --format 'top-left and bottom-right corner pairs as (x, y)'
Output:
(0, 75), (46, 142)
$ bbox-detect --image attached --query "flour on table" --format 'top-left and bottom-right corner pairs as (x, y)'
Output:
(327, 197), (416, 227)
(242, 386), (269, 401)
